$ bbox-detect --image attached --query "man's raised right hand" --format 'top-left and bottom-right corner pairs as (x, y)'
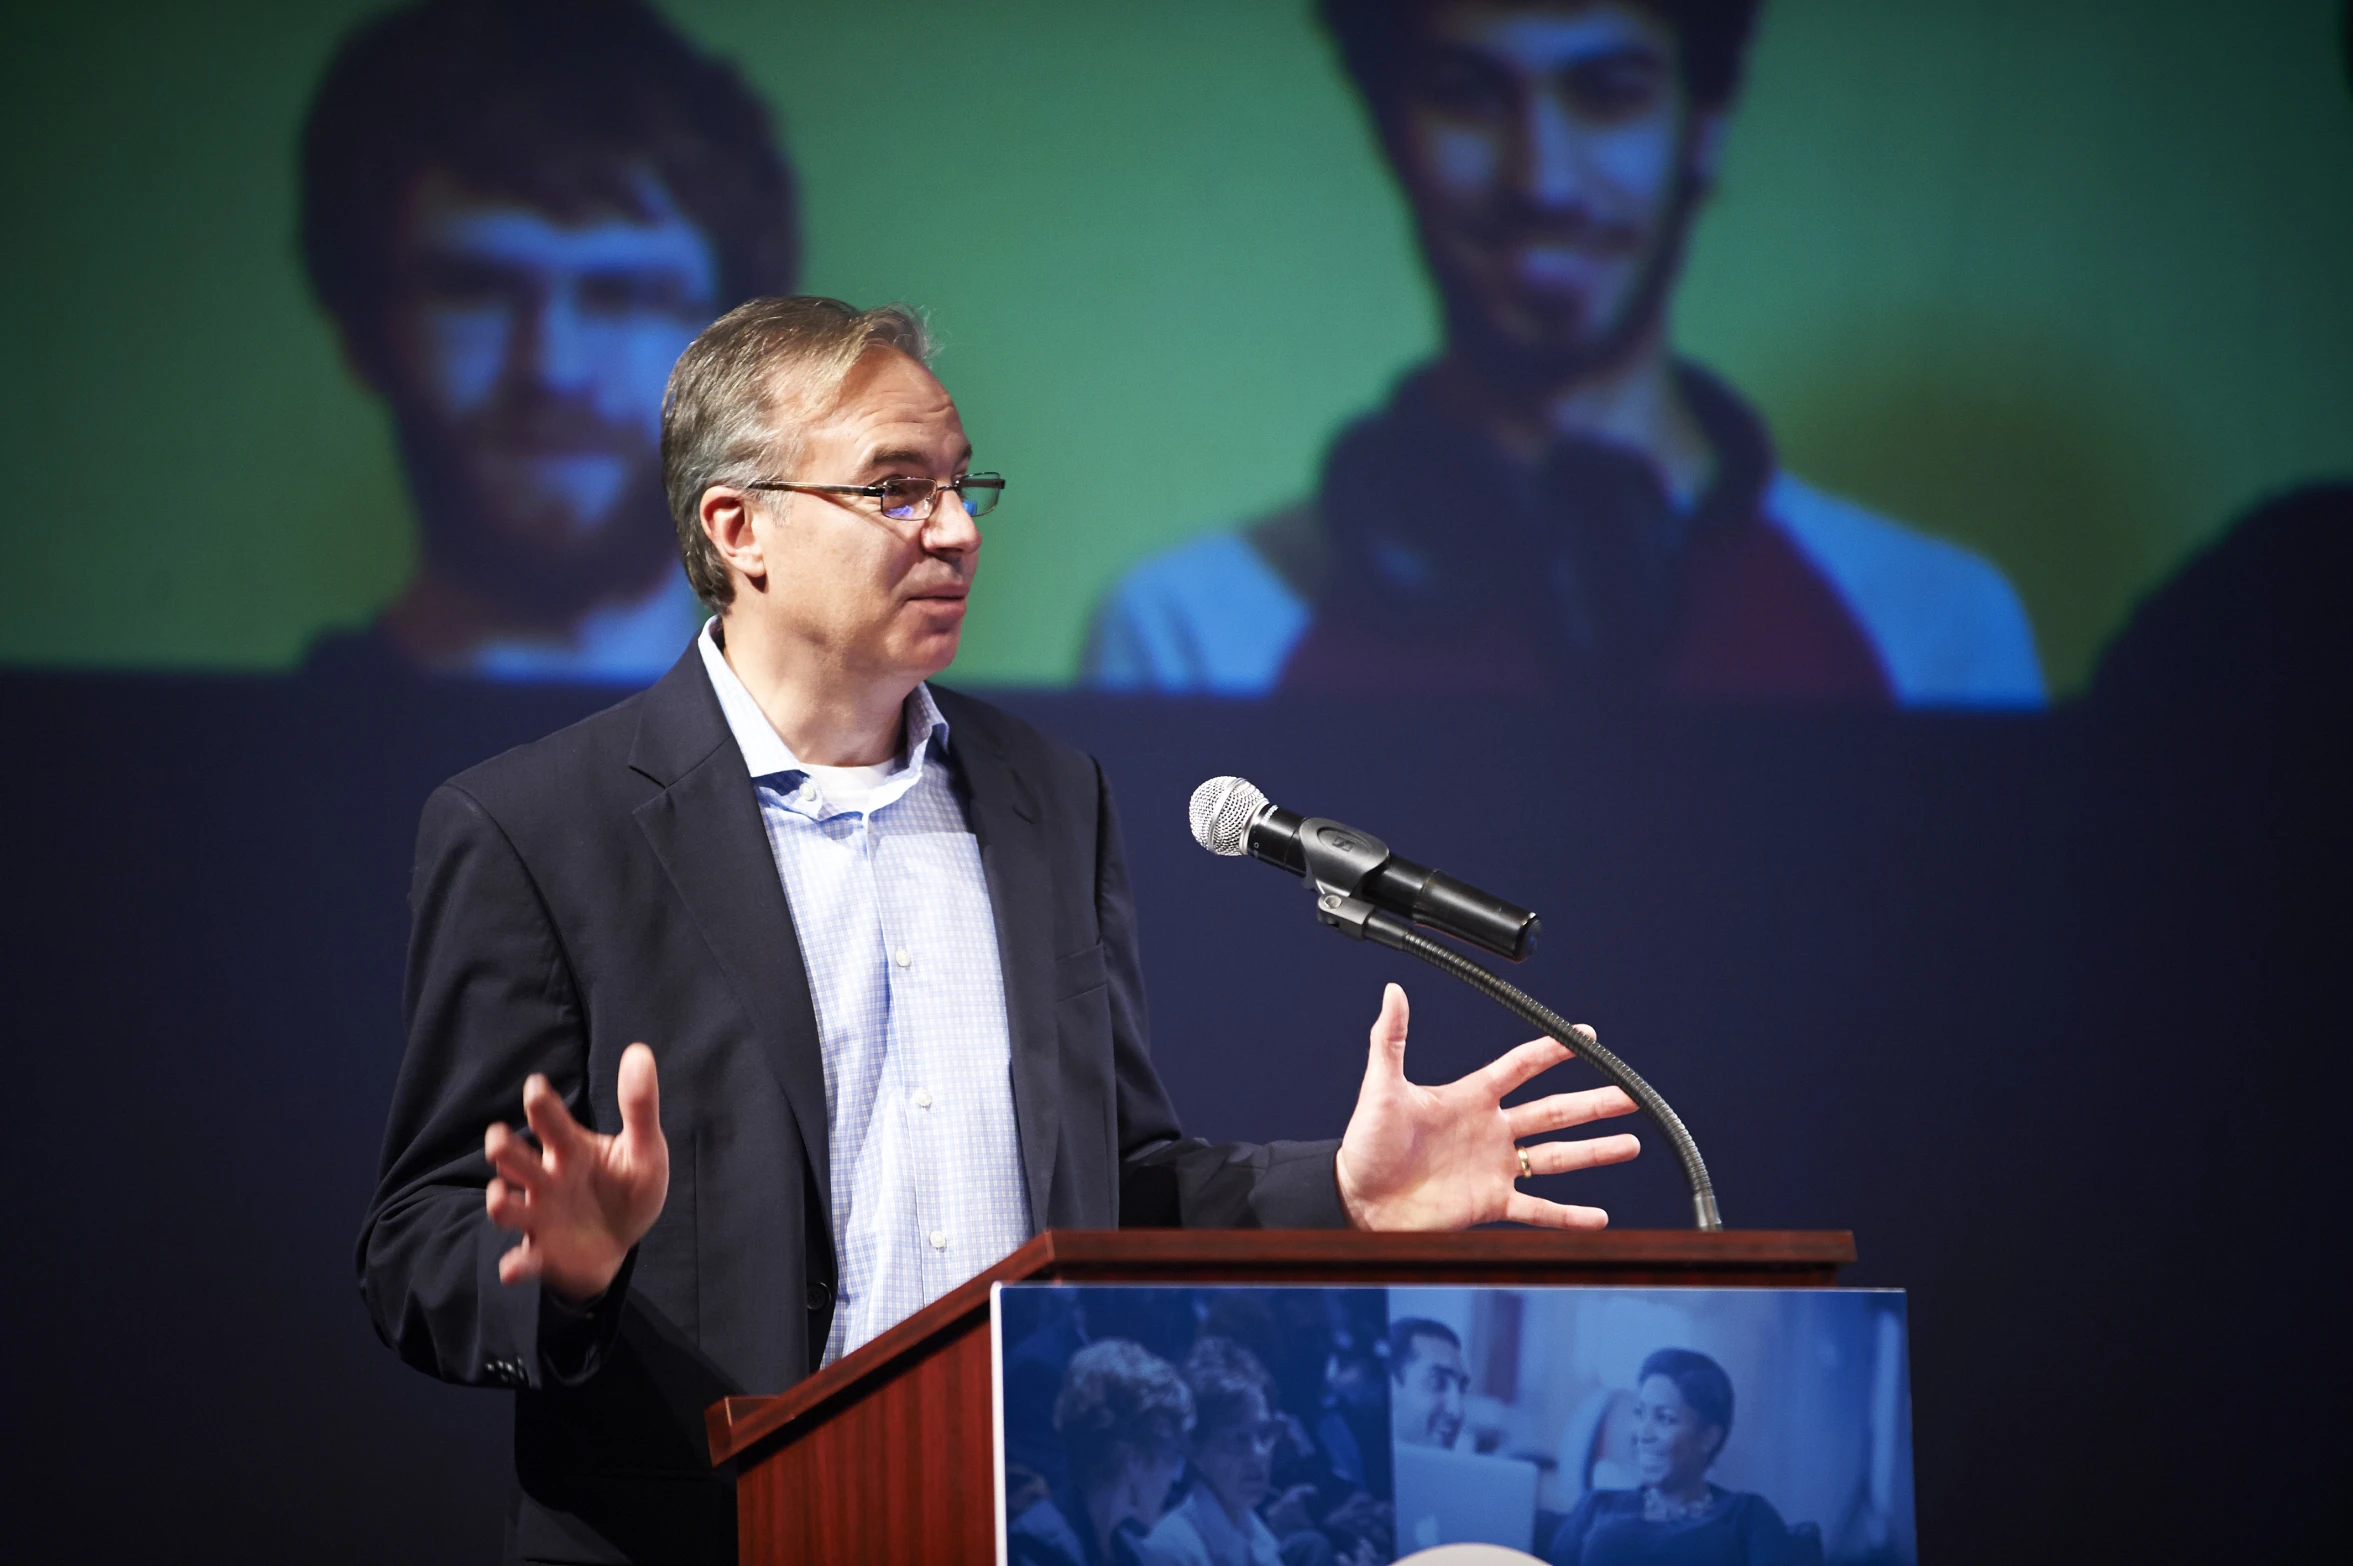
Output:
(484, 1042), (668, 1306)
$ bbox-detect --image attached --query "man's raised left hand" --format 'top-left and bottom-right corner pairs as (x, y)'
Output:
(1335, 983), (1641, 1230)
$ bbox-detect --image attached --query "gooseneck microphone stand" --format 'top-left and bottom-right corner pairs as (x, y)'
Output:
(1294, 818), (1724, 1232)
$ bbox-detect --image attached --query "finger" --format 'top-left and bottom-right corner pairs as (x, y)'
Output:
(1504, 1085), (1639, 1138)
(485, 1176), (530, 1231)
(616, 1043), (662, 1155)
(1363, 984), (1409, 1088)
(497, 1234), (542, 1286)
(1520, 1132), (1643, 1177)
(1475, 1035), (1573, 1099)
(522, 1073), (592, 1159)
(486, 1132), (550, 1195)
(1503, 1192), (1611, 1230)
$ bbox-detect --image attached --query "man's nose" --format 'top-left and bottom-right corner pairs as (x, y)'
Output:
(1515, 90), (1588, 210)
(511, 286), (594, 391)
(924, 488), (982, 552)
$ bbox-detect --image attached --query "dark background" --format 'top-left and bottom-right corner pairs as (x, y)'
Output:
(6, 627), (2344, 1559)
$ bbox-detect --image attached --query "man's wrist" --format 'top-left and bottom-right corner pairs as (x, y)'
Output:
(540, 1254), (625, 1314)
(541, 1282), (605, 1318)
(1335, 1146), (1373, 1230)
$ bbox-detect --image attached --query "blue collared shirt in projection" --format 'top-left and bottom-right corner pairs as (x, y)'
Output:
(698, 621), (1032, 1365)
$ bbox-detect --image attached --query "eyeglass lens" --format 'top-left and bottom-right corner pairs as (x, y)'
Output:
(959, 474), (1003, 517)
(874, 474), (1003, 521)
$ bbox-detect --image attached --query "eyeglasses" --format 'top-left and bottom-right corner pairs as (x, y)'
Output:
(744, 472), (1004, 522)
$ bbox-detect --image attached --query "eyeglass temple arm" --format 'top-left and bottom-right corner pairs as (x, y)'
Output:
(745, 480), (881, 497)
(750, 478), (997, 494)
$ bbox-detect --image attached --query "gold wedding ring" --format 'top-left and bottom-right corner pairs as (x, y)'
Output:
(1516, 1146), (1533, 1180)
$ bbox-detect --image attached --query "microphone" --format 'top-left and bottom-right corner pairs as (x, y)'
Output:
(1189, 775), (1721, 1227)
(1189, 776), (1541, 962)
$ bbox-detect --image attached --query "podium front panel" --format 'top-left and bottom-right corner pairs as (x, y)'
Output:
(991, 1282), (1914, 1566)
(714, 1229), (1860, 1562)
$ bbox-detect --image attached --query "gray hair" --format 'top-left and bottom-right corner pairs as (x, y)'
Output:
(661, 295), (931, 607)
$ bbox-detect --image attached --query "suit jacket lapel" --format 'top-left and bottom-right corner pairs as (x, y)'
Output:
(627, 651), (832, 1223)
(944, 699), (1061, 1229)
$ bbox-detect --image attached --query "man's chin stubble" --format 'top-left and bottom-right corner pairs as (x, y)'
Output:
(1440, 181), (1705, 390)
(1448, 271), (1670, 391)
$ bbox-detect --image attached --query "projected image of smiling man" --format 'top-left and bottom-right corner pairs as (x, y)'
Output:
(1409, 2), (1708, 384)
(1089, 1), (2044, 708)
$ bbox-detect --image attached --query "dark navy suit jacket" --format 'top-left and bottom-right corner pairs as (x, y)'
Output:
(358, 648), (1347, 1564)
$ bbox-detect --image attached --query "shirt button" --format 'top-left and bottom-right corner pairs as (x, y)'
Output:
(928, 1230), (947, 1250)
(914, 1088), (933, 1109)
(893, 946), (912, 968)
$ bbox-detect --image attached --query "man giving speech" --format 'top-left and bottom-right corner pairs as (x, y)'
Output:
(360, 296), (1642, 1563)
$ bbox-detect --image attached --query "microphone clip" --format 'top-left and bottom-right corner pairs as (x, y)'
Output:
(1313, 888), (1414, 952)
(1295, 817), (1391, 899)
(1298, 818), (1411, 950)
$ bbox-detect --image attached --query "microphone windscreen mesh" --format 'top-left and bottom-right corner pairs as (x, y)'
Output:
(1188, 776), (1267, 856)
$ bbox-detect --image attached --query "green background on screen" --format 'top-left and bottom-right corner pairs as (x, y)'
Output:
(3, 0), (2349, 692)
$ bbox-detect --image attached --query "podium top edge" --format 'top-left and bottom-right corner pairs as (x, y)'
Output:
(705, 1227), (1855, 1466)
(1018, 1228), (1857, 1270)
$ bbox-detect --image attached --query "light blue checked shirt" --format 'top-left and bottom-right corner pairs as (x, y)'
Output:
(697, 622), (1033, 1364)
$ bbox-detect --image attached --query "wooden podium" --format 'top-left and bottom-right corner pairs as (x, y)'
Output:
(705, 1228), (1853, 1564)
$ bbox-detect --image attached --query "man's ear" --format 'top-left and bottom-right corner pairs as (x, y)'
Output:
(701, 485), (766, 593)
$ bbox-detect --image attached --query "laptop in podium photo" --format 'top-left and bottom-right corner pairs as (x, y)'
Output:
(1394, 1441), (1543, 1554)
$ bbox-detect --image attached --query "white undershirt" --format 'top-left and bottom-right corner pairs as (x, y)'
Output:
(799, 760), (897, 814)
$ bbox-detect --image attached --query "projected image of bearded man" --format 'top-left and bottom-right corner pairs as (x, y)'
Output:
(1086, 0), (2045, 707)
(297, 0), (796, 682)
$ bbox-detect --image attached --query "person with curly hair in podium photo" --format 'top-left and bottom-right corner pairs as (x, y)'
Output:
(1011, 1340), (1196, 1566)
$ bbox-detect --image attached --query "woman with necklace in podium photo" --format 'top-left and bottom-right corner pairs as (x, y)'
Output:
(1546, 1349), (1816, 1566)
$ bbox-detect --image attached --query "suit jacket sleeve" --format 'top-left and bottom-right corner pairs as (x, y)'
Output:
(356, 781), (632, 1393)
(1096, 761), (1350, 1230)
